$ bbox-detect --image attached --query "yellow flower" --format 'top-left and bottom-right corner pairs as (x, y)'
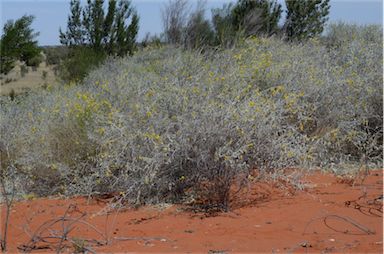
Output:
(97, 127), (105, 135)
(146, 90), (154, 98)
(299, 122), (304, 131)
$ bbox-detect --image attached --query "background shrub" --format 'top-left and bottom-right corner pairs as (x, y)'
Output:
(59, 46), (106, 82)
(43, 46), (69, 66)
(0, 15), (41, 74)
(20, 65), (28, 77)
(25, 53), (43, 67)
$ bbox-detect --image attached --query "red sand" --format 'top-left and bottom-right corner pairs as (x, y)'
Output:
(2, 170), (383, 253)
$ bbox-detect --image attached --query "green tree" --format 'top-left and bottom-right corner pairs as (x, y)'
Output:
(232, 0), (282, 37)
(184, 1), (214, 49)
(212, 3), (240, 48)
(59, 0), (139, 82)
(211, 0), (281, 48)
(0, 15), (41, 74)
(59, 0), (139, 56)
(83, 0), (105, 50)
(284, 0), (330, 41)
(114, 0), (139, 56)
(59, 0), (85, 46)
(103, 0), (117, 52)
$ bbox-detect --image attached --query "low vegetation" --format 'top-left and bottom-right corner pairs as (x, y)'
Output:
(0, 24), (382, 212)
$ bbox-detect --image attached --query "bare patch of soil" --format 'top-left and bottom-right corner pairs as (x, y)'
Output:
(2, 170), (383, 253)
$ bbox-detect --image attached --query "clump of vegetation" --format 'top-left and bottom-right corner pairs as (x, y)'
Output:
(58, 0), (139, 82)
(43, 46), (69, 66)
(60, 0), (139, 56)
(58, 46), (106, 83)
(285, 0), (330, 41)
(25, 54), (43, 67)
(163, 0), (330, 50)
(0, 24), (382, 212)
(231, 0), (282, 37)
(20, 65), (28, 77)
(0, 15), (41, 74)
(41, 70), (48, 80)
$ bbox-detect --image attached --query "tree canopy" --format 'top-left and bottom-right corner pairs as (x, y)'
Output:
(60, 0), (139, 56)
(0, 15), (41, 74)
(285, 0), (330, 40)
(232, 0), (282, 37)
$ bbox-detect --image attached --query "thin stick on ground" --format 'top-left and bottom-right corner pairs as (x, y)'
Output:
(303, 214), (375, 236)
(18, 205), (107, 253)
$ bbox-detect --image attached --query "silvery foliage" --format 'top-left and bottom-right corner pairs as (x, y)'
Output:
(0, 24), (381, 204)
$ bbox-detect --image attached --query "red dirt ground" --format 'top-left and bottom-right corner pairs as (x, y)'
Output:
(2, 170), (383, 253)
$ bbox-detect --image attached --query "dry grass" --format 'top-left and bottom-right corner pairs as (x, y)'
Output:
(0, 58), (58, 96)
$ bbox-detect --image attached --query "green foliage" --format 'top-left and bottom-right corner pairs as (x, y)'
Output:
(285, 0), (330, 41)
(211, 4), (243, 48)
(232, 0), (282, 36)
(115, 3), (139, 56)
(43, 46), (69, 66)
(0, 15), (41, 74)
(211, 0), (330, 45)
(25, 53), (43, 67)
(211, 0), (282, 48)
(60, 0), (139, 56)
(59, 0), (139, 82)
(59, 46), (106, 83)
(8, 89), (15, 100)
(41, 70), (48, 80)
(1, 57), (15, 75)
(184, 2), (215, 49)
(20, 65), (28, 77)
(59, 0), (84, 46)
(162, 0), (214, 50)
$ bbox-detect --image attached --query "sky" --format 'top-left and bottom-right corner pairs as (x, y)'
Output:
(0, 0), (383, 46)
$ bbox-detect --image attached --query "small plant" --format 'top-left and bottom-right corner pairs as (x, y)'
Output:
(71, 237), (88, 253)
(20, 65), (28, 77)
(8, 89), (15, 100)
(41, 70), (47, 80)
(26, 54), (43, 67)
(4, 78), (12, 84)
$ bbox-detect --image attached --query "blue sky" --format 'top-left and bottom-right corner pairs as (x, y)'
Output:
(0, 0), (382, 46)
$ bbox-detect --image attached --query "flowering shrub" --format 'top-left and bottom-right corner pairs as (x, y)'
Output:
(0, 24), (382, 209)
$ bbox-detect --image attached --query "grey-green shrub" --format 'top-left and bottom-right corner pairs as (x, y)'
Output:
(0, 24), (382, 209)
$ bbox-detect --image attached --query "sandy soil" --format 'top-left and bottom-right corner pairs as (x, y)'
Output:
(2, 170), (383, 253)
(0, 60), (58, 95)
